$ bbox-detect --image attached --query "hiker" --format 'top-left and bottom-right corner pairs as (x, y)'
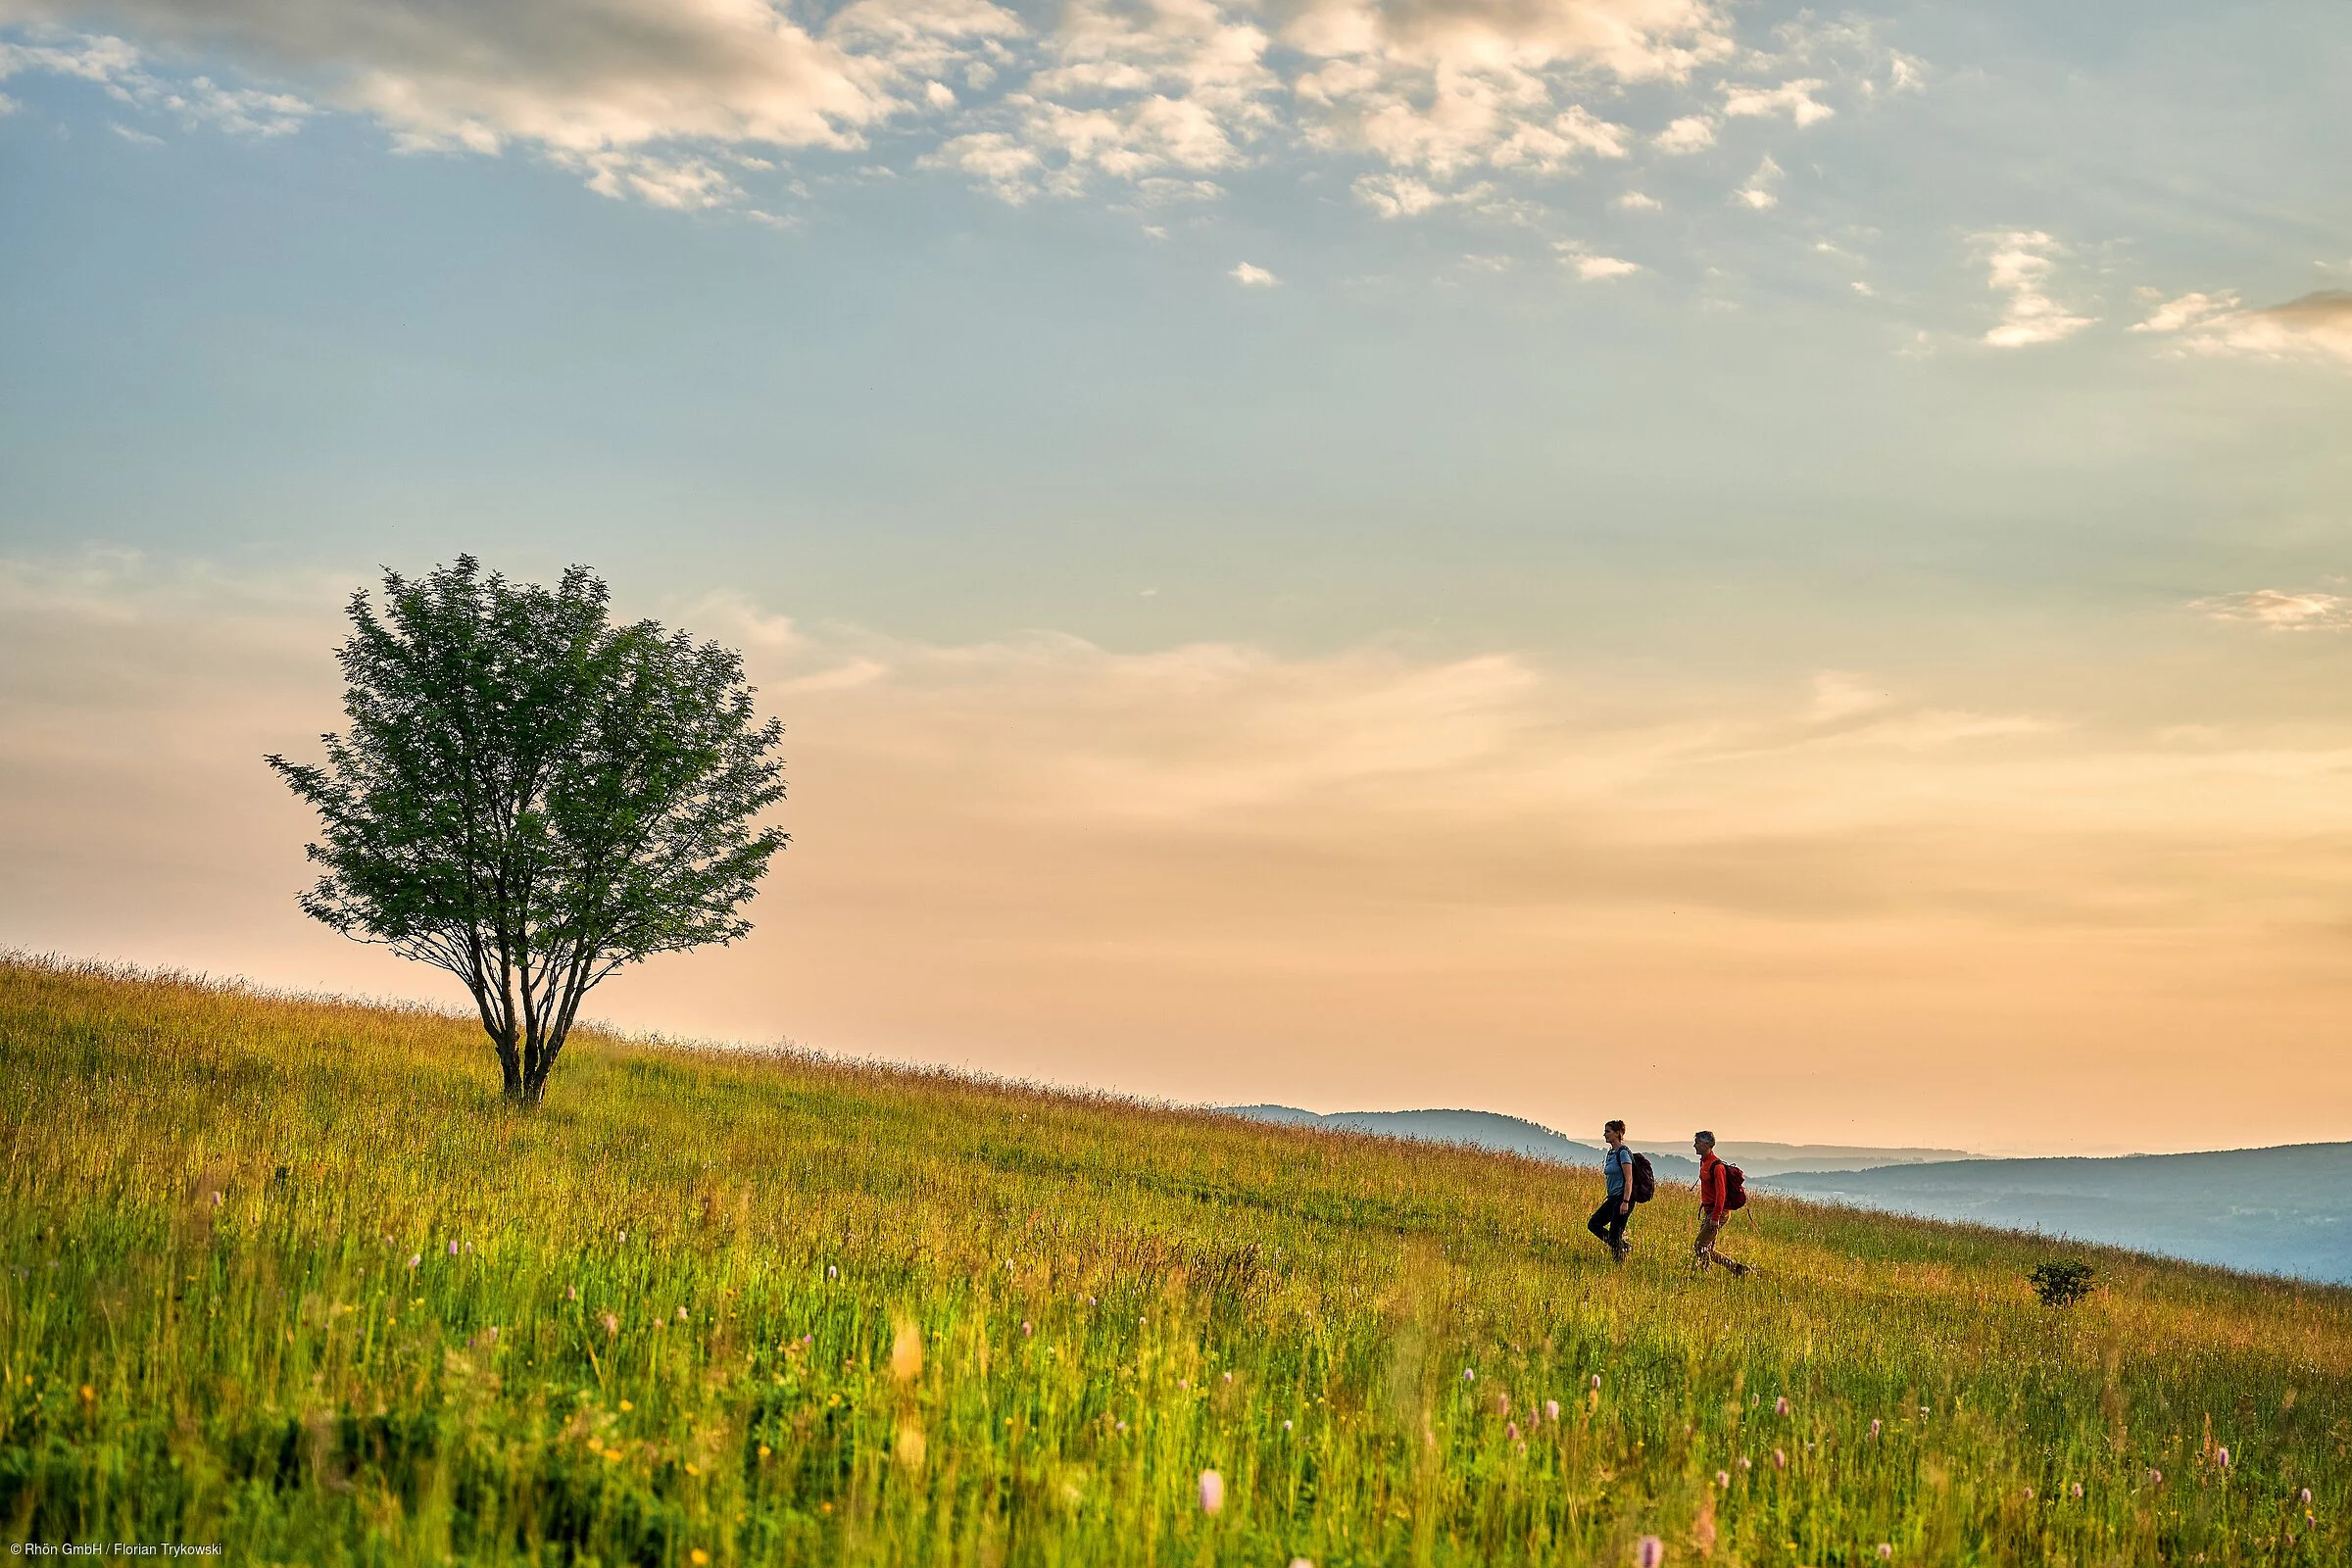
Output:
(1693, 1130), (1750, 1276)
(1588, 1118), (1636, 1262)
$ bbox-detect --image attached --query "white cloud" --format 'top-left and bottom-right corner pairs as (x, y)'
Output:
(1229, 260), (1277, 286)
(1733, 153), (1780, 209)
(1978, 230), (2094, 348)
(1720, 77), (1832, 126)
(1652, 112), (1714, 153)
(1613, 189), (1661, 211)
(0, 0), (1896, 224)
(2193, 589), (2352, 631)
(2142, 290), (2352, 368)
(1556, 244), (1639, 280)
(2130, 291), (2236, 334)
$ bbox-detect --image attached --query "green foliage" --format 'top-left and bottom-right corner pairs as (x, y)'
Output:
(2029, 1261), (2098, 1308)
(265, 559), (786, 1102)
(3, 955), (2347, 1565)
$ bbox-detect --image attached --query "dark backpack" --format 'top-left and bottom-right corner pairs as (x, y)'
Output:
(1630, 1152), (1656, 1204)
(1720, 1162), (1748, 1211)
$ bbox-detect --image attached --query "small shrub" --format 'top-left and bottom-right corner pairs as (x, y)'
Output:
(2029, 1260), (2097, 1306)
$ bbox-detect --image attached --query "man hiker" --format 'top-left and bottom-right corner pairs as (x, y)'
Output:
(1693, 1130), (1750, 1276)
(1588, 1118), (1635, 1262)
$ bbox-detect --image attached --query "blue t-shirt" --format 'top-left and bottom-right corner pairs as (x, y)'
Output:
(1603, 1144), (1632, 1198)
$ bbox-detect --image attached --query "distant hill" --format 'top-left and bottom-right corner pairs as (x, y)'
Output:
(1766, 1143), (2352, 1284)
(1223, 1106), (1705, 1182)
(1222, 1106), (1977, 1182)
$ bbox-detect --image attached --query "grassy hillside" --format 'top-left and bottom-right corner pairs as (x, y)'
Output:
(3, 956), (2346, 1566)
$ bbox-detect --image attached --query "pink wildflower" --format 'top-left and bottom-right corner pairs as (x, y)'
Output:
(2216, 1446), (2230, 1469)
(1775, 1396), (1789, 1416)
(1199, 1470), (1224, 1515)
(601, 1312), (619, 1338)
(1592, 1373), (1602, 1391)
(1022, 1321), (1034, 1337)
(1506, 1423), (1520, 1442)
(1636, 1535), (1665, 1568)
(2299, 1488), (2312, 1504)
(1773, 1448), (1787, 1470)
(1870, 1419), (1882, 1437)
(1715, 1470), (1730, 1489)
(407, 1254), (420, 1269)
(676, 1306), (689, 1322)
(1496, 1394), (1510, 1416)
(1876, 1547), (1892, 1561)
(1545, 1398), (1561, 1421)
(1738, 1457), (1751, 1471)
(448, 1241), (459, 1256)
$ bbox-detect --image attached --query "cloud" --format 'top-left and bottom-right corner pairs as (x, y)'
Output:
(4, 0), (1757, 208)
(1720, 77), (1832, 125)
(1612, 188), (1660, 211)
(2193, 589), (2352, 631)
(1733, 153), (1780, 209)
(1555, 243), (1638, 279)
(2138, 290), (2352, 368)
(1978, 230), (2094, 348)
(1651, 112), (1714, 152)
(1229, 260), (1277, 285)
(0, 29), (313, 133)
(15, 555), (2352, 1149)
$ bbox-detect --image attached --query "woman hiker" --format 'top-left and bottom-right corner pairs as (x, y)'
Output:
(1588, 1118), (1635, 1263)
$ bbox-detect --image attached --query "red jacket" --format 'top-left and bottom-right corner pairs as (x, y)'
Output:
(1699, 1151), (1729, 1221)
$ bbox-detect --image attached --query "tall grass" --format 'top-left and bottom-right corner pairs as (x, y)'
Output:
(2, 953), (2344, 1564)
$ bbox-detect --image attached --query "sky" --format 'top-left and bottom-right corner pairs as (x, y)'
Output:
(2, 0), (2349, 1155)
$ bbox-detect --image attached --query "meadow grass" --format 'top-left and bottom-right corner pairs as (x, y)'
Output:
(2, 953), (2345, 1566)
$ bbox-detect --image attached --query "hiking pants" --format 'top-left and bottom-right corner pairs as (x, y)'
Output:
(1588, 1196), (1630, 1252)
(1694, 1212), (1747, 1276)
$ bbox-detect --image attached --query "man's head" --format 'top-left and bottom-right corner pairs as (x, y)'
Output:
(1694, 1130), (1716, 1152)
(1604, 1118), (1626, 1143)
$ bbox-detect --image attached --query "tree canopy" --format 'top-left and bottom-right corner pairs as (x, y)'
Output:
(267, 558), (787, 1103)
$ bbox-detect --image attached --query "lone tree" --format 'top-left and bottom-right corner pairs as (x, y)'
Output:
(267, 558), (787, 1105)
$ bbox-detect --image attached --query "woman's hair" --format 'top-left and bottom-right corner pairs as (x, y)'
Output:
(1604, 1118), (1626, 1137)
(1694, 1130), (1716, 1148)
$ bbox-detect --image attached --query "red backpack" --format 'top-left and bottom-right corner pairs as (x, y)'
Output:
(1719, 1161), (1748, 1211)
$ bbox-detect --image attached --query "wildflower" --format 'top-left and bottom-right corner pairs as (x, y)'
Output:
(1545, 1399), (1561, 1422)
(1506, 1422), (1520, 1442)
(1283, 1420), (1293, 1432)
(78, 1385), (95, 1405)
(2070, 1482), (2082, 1498)
(448, 1241), (459, 1256)
(1178, 1379), (1189, 1390)
(1497, 1394), (1511, 1416)
(1223, 1371), (1233, 1384)
(1739, 1457), (1751, 1471)
(1592, 1373), (1602, 1391)
(676, 1306), (689, 1322)
(1715, 1471), (1730, 1489)
(210, 1192), (222, 1207)
(1637, 1535), (1665, 1568)
(602, 1312), (619, 1338)
(1774, 1396), (1789, 1416)
(1876, 1547), (1892, 1561)
(2023, 1486), (2034, 1499)
(690, 1551), (710, 1565)
(1199, 1470), (1224, 1515)
(1087, 1296), (1098, 1306)
(2148, 1468), (2163, 1487)
(407, 1254), (420, 1269)
(620, 1400), (635, 1412)
(1022, 1321), (1033, 1337)
(2216, 1446), (2230, 1469)
(758, 1444), (771, 1458)
(1290, 1560), (1314, 1568)
(1116, 1420), (1127, 1432)
(566, 1285), (578, 1300)
(2299, 1487), (2312, 1504)
(1919, 1405), (1929, 1416)
(1870, 1419), (1882, 1437)
(1773, 1448), (1787, 1470)
(826, 1265), (838, 1280)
